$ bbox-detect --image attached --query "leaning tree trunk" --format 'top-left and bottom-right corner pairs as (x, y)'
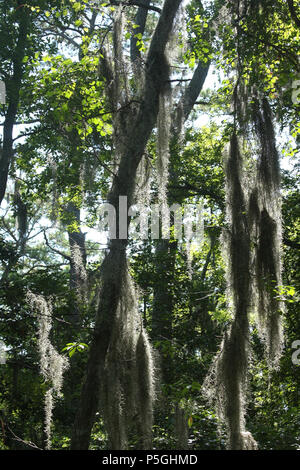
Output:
(71, 0), (184, 450)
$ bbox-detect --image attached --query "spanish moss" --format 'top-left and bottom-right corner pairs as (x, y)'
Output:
(101, 270), (156, 450)
(251, 97), (284, 364)
(204, 133), (257, 449)
(26, 292), (69, 449)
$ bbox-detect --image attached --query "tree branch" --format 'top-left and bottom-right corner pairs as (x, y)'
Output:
(146, 0), (182, 59)
(110, 1), (161, 14)
(43, 230), (71, 261)
(169, 182), (224, 209)
(182, 62), (210, 120)
(130, 0), (151, 63)
(0, 119), (40, 126)
(5, 424), (42, 450)
(129, 1), (161, 13)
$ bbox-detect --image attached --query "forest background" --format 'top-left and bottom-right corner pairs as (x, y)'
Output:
(0, 0), (299, 451)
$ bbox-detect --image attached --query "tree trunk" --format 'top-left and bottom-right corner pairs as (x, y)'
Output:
(71, 0), (184, 450)
(0, 5), (29, 205)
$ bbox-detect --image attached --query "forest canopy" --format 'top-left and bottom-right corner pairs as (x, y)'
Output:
(0, 0), (299, 452)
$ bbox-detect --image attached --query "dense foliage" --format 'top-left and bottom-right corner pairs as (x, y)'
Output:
(0, 0), (299, 451)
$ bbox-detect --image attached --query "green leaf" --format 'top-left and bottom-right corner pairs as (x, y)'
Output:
(73, 2), (81, 12)
(69, 349), (76, 358)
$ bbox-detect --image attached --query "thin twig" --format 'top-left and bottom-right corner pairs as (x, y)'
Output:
(43, 230), (71, 261)
(5, 424), (42, 450)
